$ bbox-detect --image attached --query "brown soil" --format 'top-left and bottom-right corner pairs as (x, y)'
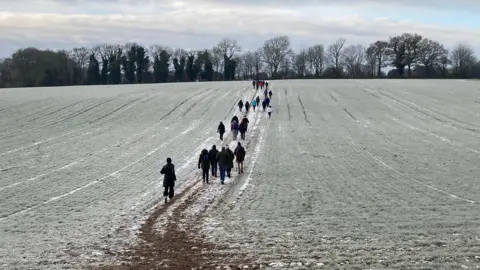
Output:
(95, 109), (261, 270)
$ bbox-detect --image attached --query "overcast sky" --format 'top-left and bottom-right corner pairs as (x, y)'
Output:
(0, 0), (479, 57)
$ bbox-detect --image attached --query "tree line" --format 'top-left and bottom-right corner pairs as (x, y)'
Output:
(0, 33), (479, 88)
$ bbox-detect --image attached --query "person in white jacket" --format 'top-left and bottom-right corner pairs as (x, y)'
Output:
(267, 105), (272, 119)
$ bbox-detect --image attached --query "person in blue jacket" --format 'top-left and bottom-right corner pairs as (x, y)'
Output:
(264, 97), (270, 106)
(251, 99), (257, 111)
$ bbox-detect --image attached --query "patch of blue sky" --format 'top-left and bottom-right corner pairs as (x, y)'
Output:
(357, 8), (480, 29)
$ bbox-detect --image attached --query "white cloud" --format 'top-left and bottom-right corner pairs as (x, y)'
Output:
(0, 0), (479, 56)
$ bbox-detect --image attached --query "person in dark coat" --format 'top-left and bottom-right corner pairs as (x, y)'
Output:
(198, 149), (210, 184)
(238, 100), (244, 112)
(268, 90), (273, 99)
(231, 120), (239, 140)
(264, 97), (270, 106)
(234, 142), (246, 174)
(262, 100), (267, 111)
(225, 145), (234, 178)
(265, 81), (269, 90)
(231, 116), (239, 127)
(160, 157), (176, 203)
(208, 145), (219, 177)
(217, 121), (225, 140)
(239, 121), (246, 140)
(241, 117), (250, 132)
(252, 80), (255, 89)
(256, 81), (259, 90)
(216, 147), (230, 184)
(256, 96), (260, 105)
(264, 89), (268, 99)
(245, 101), (250, 112)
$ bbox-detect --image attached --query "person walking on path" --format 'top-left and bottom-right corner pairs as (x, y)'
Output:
(241, 116), (250, 132)
(226, 145), (235, 178)
(217, 121), (225, 141)
(264, 97), (270, 106)
(268, 90), (273, 99)
(252, 80), (255, 89)
(264, 89), (268, 99)
(231, 120), (239, 140)
(265, 81), (269, 90)
(160, 157), (176, 203)
(231, 115), (239, 125)
(262, 100), (267, 111)
(267, 105), (272, 119)
(208, 145), (219, 177)
(234, 142), (246, 174)
(245, 101), (250, 112)
(239, 120), (247, 140)
(198, 149), (210, 184)
(238, 100), (244, 112)
(251, 99), (257, 111)
(256, 96), (260, 105)
(216, 147), (229, 184)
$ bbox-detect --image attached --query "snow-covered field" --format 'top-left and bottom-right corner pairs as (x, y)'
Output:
(1, 80), (480, 269)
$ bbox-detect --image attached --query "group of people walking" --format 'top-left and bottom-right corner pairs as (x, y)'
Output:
(238, 92), (272, 113)
(197, 142), (246, 185)
(160, 84), (275, 203)
(252, 80), (268, 90)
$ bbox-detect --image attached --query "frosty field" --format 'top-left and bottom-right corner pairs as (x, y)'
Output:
(1, 79), (480, 269)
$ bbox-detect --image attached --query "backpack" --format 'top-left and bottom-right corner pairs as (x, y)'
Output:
(233, 122), (239, 130)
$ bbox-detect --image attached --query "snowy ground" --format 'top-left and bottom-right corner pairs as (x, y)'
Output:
(1, 80), (480, 269)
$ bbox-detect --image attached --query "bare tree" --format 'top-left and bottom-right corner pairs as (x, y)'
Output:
(242, 51), (255, 79)
(217, 38), (241, 60)
(364, 46), (377, 78)
(293, 49), (308, 78)
(253, 49), (263, 79)
(369, 41), (389, 77)
(210, 46), (223, 78)
(234, 55), (244, 79)
(70, 47), (90, 84)
(342, 44), (365, 77)
(306, 44), (324, 77)
(150, 45), (172, 59)
(261, 36), (292, 78)
(417, 39), (447, 77)
(401, 33), (423, 77)
(436, 51), (450, 78)
(171, 48), (187, 60)
(451, 43), (477, 78)
(387, 36), (407, 77)
(326, 38), (346, 77)
(93, 43), (121, 59)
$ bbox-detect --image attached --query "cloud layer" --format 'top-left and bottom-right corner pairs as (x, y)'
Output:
(0, 0), (479, 56)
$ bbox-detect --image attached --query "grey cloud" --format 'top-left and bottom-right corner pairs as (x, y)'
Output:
(0, 0), (479, 56)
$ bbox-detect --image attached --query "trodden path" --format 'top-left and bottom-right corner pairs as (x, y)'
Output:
(95, 87), (268, 269)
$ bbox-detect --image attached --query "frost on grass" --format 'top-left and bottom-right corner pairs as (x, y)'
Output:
(2, 80), (480, 268)
(196, 80), (480, 268)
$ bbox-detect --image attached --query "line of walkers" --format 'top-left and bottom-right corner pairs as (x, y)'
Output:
(160, 142), (246, 204)
(161, 86), (274, 203)
(197, 142), (246, 185)
(237, 93), (272, 113)
(252, 79), (268, 91)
